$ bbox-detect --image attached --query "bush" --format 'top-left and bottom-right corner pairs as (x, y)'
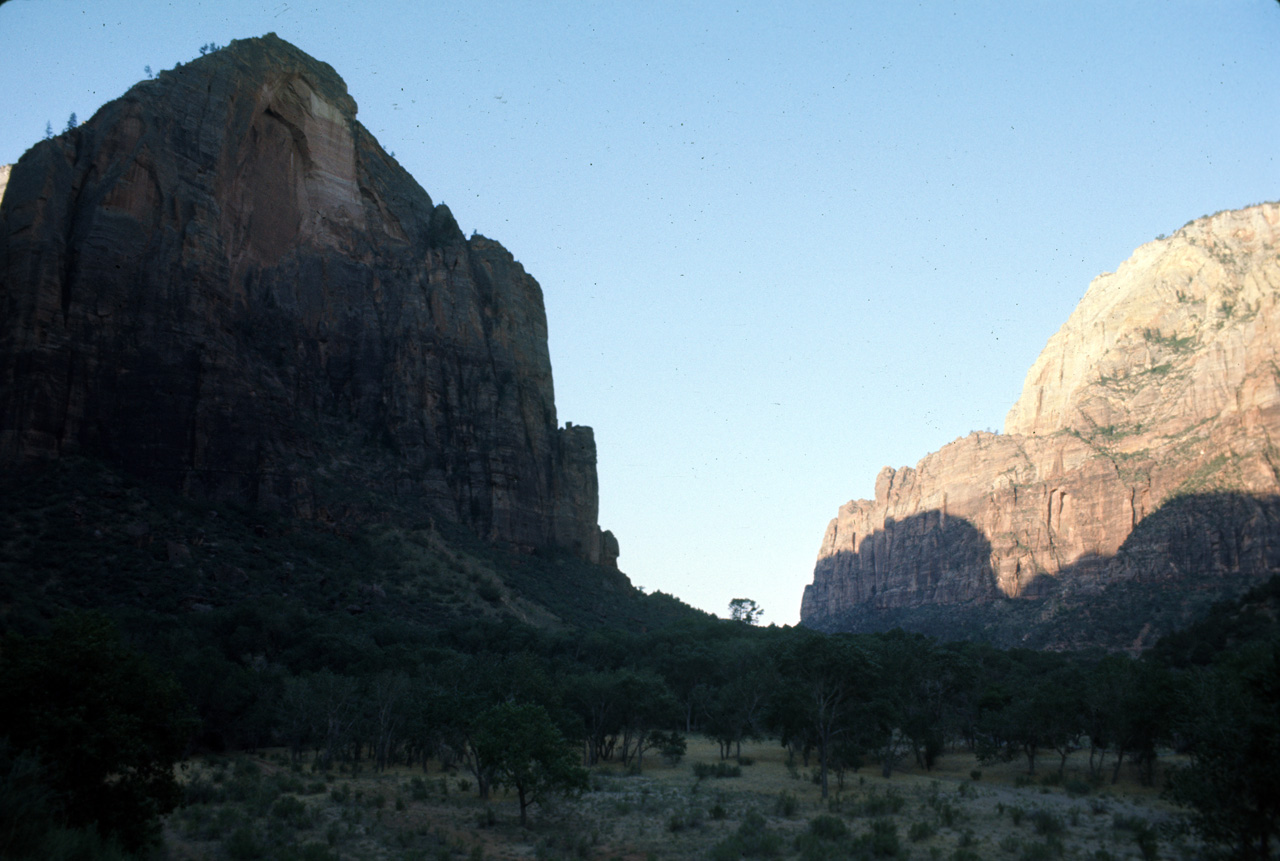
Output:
(908, 820), (936, 842)
(274, 774), (307, 794)
(856, 788), (905, 817)
(183, 774), (223, 804)
(279, 845), (340, 861)
(694, 761), (742, 780)
(862, 819), (901, 858)
(667, 808), (703, 832)
(1063, 778), (1092, 797)
(225, 825), (265, 860)
(1031, 809), (1064, 836)
(653, 731), (687, 766)
(807, 815), (849, 840)
(709, 810), (785, 860)
(775, 791), (800, 817)
(1113, 818), (1159, 860)
(795, 817), (856, 861)
(1134, 826), (1159, 861)
(271, 794), (312, 829)
(1020, 839), (1065, 861)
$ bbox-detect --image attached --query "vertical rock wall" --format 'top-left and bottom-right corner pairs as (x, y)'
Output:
(0, 34), (615, 564)
(804, 203), (1280, 634)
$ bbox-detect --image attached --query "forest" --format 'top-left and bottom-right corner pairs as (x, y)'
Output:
(1, 462), (1278, 859)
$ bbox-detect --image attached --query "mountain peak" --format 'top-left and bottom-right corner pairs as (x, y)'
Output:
(0, 36), (617, 566)
(803, 200), (1280, 650)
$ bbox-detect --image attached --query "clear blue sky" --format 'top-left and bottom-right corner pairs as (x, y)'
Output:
(3, 1), (1277, 624)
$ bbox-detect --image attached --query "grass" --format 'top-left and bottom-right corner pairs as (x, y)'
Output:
(161, 737), (1187, 861)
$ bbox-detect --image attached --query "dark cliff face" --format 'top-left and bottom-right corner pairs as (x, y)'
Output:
(0, 34), (616, 566)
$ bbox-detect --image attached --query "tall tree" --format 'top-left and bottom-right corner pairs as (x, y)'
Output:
(0, 614), (196, 852)
(728, 598), (764, 625)
(770, 632), (876, 798)
(471, 703), (587, 826)
(1166, 643), (1280, 860)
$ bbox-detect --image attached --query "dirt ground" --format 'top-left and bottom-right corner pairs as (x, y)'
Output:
(162, 736), (1192, 860)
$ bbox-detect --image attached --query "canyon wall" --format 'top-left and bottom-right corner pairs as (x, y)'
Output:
(803, 203), (1280, 645)
(0, 35), (616, 565)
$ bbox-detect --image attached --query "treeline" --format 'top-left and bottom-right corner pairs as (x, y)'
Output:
(137, 609), (1213, 792)
(146, 579), (1280, 854)
(4, 577), (1280, 857)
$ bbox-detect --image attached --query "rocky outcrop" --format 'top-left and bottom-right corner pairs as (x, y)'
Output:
(803, 202), (1280, 641)
(0, 35), (617, 565)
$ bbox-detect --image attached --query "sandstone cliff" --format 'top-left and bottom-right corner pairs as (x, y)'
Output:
(803, 202), (1280, 647)
(0, 35), (617, 566)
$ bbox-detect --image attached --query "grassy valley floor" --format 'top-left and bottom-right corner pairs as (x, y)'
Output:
(163, 736), (1186, 861)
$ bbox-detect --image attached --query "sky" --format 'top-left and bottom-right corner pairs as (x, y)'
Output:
(2, 1), (1278, 625)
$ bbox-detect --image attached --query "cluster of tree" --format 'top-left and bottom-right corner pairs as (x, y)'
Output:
(0, 614), (196, 857)
(3, 576), (1278, 857)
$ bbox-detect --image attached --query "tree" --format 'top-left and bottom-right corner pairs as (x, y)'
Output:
(728, 598), (764, 625)
(63, 113), (77, 132)
(565, 670), (630, 765)
(613, 671), (678, 771)
(1090, 657), (1171, 786)
(0, 613), (196, 852)
(653, 632), (719, 732)
(974, 649), (1083, 778)
(865, 631), (956, 775)
(770, 632), (876, 798)
(471, 703), (587, 826)
(367, 671), (411, 772)
(704, 638), (775, 759)
(43, 121), (52, 139)
(1166, 643), (1280, 859)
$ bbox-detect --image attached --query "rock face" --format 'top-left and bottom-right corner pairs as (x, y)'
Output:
(0, 35), (617, 565)
(803, 202), (1280, 645)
